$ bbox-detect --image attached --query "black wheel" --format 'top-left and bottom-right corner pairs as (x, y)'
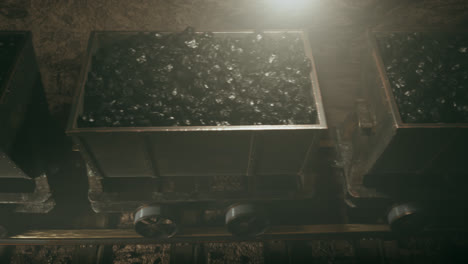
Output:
(134, 205), (177, 238)
(226, 203), (269, 236)
(387, 203), (425, 233)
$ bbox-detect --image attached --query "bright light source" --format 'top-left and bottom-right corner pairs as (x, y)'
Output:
(267, 0), (313, 12)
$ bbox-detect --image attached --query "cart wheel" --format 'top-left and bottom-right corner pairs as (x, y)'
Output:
(387, 203), (425, 233)
(0, 225), (7, 238)
(134, 205), (177, 238)
(226, 203), (269, 236)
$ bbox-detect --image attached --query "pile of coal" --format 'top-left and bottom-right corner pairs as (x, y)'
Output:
(112, 244), (170, 264)
(377, 32), (468, 123)
(79, 27), (316, 127)
(206, 242), (264, 264)
(0, 34), (24, 89)
(10, 246), (75, 264)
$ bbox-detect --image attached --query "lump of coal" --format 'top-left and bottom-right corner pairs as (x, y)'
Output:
(377, 32), (468, 123)
(0, 33), (25, 91)
(79, 28), (317, 127)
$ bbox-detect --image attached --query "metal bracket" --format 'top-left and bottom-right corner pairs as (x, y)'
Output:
(0, 174), (55, 213)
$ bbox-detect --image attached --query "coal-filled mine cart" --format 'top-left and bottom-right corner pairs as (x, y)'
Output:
(66, 29), (327, 237)
(337, 28), (468, 232)
(0, 32), (55, 237)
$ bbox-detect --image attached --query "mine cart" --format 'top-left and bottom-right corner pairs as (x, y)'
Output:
(0, 32), (55, 237)
(337, 28), (468, 232)
(67, 29), (327, 238)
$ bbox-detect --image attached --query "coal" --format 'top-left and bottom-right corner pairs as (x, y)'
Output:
(0, 34), (25, 89)
(377, 32), (468, 123)
(11, 246), (75, 264)
(206, 242), (264, 264)
(79, 28), (317, 127)
(112, 244), (171, 264)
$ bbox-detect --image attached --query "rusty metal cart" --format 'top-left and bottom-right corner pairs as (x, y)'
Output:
(0, 32), (55, 237)
(67, 30), (327, 238)
(336, 28), (468, 232)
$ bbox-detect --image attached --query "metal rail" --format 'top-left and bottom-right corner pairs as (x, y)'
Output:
(0, 224), (391, 245)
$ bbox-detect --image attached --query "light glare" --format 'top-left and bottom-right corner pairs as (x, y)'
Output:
(268, 0), (312, 11)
